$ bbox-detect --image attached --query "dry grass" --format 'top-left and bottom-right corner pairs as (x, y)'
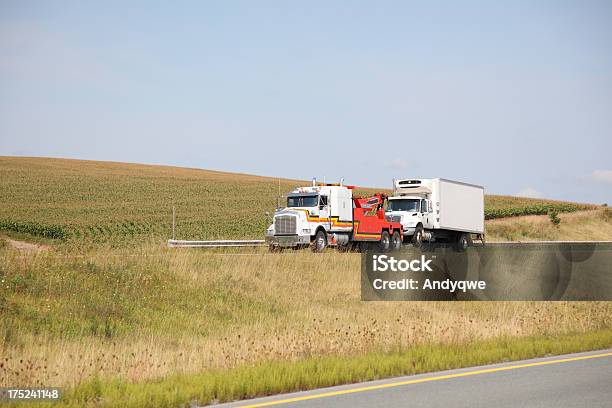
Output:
(486, 208), (612, 241)
(59, 330), (612, 407)
(1, 245), (610, 389)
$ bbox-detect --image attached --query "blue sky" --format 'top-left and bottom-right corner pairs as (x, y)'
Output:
(1, 1), (611, 203)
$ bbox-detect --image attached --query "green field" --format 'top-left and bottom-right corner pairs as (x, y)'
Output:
(0, 157), (595, 246)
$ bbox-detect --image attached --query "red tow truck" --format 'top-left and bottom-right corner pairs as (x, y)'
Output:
(265, 181), (403, 252)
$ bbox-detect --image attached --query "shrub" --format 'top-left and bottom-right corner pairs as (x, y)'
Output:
(548, 209), (561, 226)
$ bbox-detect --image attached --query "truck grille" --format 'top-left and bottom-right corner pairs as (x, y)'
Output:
(386, 215), (402, 223)
(275, 215), (297, 235)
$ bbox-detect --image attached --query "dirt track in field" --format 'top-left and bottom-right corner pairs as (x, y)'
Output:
(2, 237), (49, 251)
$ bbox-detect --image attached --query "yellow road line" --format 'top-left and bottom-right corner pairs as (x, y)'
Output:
(237, 351), (612, 407)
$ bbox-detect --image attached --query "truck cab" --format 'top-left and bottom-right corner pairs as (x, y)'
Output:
(385, 195), (433, 238)
(265, 182), (353, 251)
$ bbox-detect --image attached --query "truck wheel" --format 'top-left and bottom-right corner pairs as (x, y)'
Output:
(311, 230), (327, 253)
(391, 231), (402, 251)
(412, 225), (424, 248)
(268, 245), (282, 253)
(379, 231), (391, 252)
(457, 233), (472, 251)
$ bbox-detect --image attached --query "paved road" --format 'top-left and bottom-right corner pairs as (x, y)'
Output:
(214, 349), (612, 408)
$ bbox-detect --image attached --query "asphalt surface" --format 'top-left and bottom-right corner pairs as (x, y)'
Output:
(213, 349), (612, 408)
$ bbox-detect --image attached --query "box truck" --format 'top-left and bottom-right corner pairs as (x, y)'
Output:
(385, 178), (485, 249)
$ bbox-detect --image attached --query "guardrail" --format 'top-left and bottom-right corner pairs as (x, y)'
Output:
(168, 239), (612, 249)
(167, 239), (267, 248)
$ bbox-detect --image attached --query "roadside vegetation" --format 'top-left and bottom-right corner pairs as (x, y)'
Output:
(35, 331), (612, 407)
(1, 244), (611, 406)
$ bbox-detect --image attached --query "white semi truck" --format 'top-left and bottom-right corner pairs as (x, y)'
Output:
(385, 178), (485, 249)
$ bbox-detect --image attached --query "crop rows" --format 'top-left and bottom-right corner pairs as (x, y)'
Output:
(0, 220), (69, 239)
(484, 203), (591, 220)
(0, 157), (597, 246)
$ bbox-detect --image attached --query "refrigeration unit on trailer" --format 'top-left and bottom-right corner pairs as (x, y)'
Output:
(385, 178), (485, 249)
(265, 180), (403, 252)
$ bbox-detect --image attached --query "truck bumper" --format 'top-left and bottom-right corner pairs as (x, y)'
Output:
(403, 227), (415, 236)
(266, 234), (310, 247)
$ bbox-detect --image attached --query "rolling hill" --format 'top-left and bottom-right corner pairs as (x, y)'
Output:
(0, 156), (597, 245)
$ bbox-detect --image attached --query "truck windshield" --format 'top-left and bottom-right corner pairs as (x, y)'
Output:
(287, 195), (318, 207)
(386, 199), (420, 212)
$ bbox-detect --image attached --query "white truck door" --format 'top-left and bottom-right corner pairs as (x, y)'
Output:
(421, 199), (434, 229)
(318, 195), (331, 229)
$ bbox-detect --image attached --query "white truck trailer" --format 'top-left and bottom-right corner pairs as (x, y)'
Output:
(384, 178), (485, 249)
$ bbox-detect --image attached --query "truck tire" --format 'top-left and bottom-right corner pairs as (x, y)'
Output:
(379, 231), (391, 252)
(391, 231), (402, 251)
(311, 230), (327, 253)
(412, 225), (424, 248)
(457, 233), (472, 251)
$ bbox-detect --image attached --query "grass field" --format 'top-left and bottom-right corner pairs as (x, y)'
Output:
(1, 244), (611, 406)
(0, 156), (611, 407)
(486, 208), (612, 241)
(0, 157), (596, 246)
